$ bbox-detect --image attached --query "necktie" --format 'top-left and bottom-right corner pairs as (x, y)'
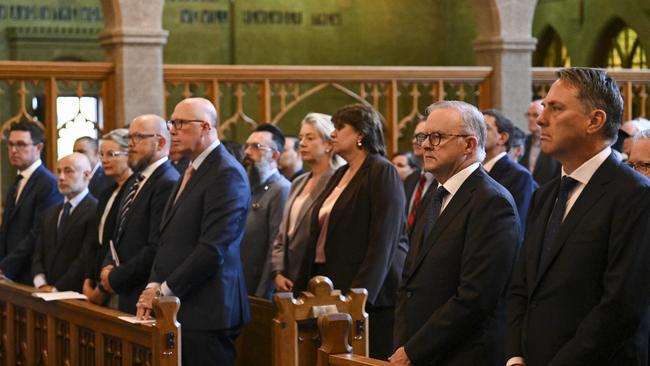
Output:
(174, 165), (195, 204)
(538, 176), (579, 274)
(115, 173), (145, 241)
(408, 185), (449, 263)
(10, 174), (24, 204)
(58, 202), (72, 233)
(407, 174), (427, 233)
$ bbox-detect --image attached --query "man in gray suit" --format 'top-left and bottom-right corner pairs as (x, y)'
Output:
(240, 124), (291, 298)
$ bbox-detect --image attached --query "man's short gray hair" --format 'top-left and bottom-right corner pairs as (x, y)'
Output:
(425, 101), (486, 160)
(634, 128), (650, 142)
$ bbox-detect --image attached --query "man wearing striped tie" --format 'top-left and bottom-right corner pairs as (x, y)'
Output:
(99, 114), (179, 314)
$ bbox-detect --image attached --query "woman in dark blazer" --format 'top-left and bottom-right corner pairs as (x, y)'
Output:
(306, 104), (407, 360)
(271, 112), (342, 294)
(82, 129), (132, 307)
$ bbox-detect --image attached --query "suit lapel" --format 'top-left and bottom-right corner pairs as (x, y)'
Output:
(11, 166), (42, 219)
(533, 156), (616, 287)
(326, 157), (370, 236)
(526, 181), (559, 284)
(407, 169), (479, 280)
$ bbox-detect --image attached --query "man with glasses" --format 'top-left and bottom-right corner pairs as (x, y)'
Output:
(136, 98), (250, 366)
(0, 121), (62, 285)
(391, 101), (520, 366)
(240, 124), (290, 299)
(520, 99), (561, 186)
(506, 68), (650, 366)
(629, 129), (650, 178)
(99, 114), (179, 314)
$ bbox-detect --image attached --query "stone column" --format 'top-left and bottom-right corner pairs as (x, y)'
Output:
(472, 0), (538, 128)
(99, 0), (168, 127)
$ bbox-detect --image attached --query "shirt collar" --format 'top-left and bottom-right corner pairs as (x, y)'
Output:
(65, 187), (89, 209)
(18, 159), (42, 180)
(440, 162), (480, 196)
(561, 146), (611, 185)
(191, 140), (221, 170)
(482, 151), (507, 172)
(140, 156), (168, 180)
(90, 162), (101, 177)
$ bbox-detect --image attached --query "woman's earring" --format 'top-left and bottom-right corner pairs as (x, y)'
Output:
(325, 148), (331, 153)
(356, 138), (363, 147)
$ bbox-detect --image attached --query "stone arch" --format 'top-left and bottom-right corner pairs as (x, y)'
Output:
(590, 17), (647, 68)
(533, 26), (571, 67)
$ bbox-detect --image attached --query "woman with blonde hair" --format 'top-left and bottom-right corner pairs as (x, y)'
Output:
(271, 112), (342, 293)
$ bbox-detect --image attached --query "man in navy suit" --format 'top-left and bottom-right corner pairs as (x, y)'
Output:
(99, 115), (180, 314)
(0, 122), (62, 285)
(32, 153), (97, 293)
(74, 136), (114, 197)
(391, 101), (520, 365)
(519, 100), (561, 186)
(482, 109), (537, 228)
(136, 98), (250, 366)
(506, 68), (650, 366)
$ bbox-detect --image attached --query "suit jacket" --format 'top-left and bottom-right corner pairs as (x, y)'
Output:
(105, 161), (179, 314)
(88, 165), (115, 199)
(240, 171), (290, 298)
(488, 155), (537, 230)
(520, 135), (560, 186)
(506, 153), (650, 366)
(305, 153), (407, 306)
(0, 165), (63, 284)
(150, 144), (251, 331)
(32, 193), (98, 292)
(271, 168), (336, 293)
(395, 167), (520, 366)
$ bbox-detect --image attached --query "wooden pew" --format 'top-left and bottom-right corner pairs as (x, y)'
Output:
(0, 279), (180, 366)
(317, 313), (390, 366)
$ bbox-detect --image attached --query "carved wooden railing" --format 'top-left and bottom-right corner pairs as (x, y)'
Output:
(0, 61), (116, 170)
(533, 67), (650, 121)
(317, 313), (390, 366)
(0, 279), (180, 366)
(163, 65), (494, 155)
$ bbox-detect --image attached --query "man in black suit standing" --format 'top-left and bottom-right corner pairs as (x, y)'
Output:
(403, 119), (435, 238)
(506, 68), (650, 366)
(74, 136), (114, 197)
(99, 115), (179, 314)
(391, 101), (520, 366)
(0, 122), (62, 285)
(519, 100), (561, 186)
(482, 109), (537, 228)
(136, 98), (251, 366)
(32, 153), (97, 292)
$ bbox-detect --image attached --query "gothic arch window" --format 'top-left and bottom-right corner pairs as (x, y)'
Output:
(534, 27), (571, 67)
(607, 26), (647, 69)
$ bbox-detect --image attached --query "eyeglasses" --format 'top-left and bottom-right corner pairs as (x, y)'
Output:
(244, 143), (275, 151)
(628, 161), (650, 174)
(414, 132), (472, 147)
(99, 150), (128, 158)
(166, 119), (204, 130)
(8, 141), (35, 150)
(127, 133), (161, 143)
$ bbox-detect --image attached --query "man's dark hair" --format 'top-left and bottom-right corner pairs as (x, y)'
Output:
(254, 123), (285, 154)
(9, 121), (45, 144)
(285, 134), (300, 151)
(509, 126), (526, 148)
(74, 136), (99, 151)
(332, 103), (386, 156)
(482, 108), (515, 150)
(556, 67), (623, 142)
(393, 151), (419, 169)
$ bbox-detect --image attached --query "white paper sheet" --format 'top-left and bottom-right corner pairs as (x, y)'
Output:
(118, 316), (155, 324)
(32, 291), (87, 301)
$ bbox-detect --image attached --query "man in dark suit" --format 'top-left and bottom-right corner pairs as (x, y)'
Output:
(0, 122), (62, 285)
(279, 135), (304, 181)
(74, 136), (114, 197)
(506, 68), (650, 366)
(403, 119), (435, 239)
(241, 124), (290, 298)
(391, 101), (520, 366)
(32, 153), (97, 292)
(99, 115), (180, 314)
(519, 100), (561, 186)
(136, 98), (250, 366)
(482, 109), (537, 228)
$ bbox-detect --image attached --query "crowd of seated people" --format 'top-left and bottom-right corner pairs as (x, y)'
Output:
(1, 67), (650, 366)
